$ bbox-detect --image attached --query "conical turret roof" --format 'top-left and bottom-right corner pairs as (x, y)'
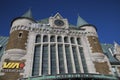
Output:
(77, 14), (88, 27)
(22, 9), (33, 19)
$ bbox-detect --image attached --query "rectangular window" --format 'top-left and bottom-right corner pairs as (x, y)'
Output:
(42, 45), (48, 75)
(72, 46), (81, 73)
(32, 45), (41, 76)
(58, 44), (65, 74)
(79, 47), (88, 73)
(50, 45), (56, 74)
(65, 45), (73, 73)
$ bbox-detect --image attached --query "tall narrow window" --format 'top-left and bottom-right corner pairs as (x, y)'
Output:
(35, 35), (41, 43)
(50, 44), (56, 74)
(57, 36), (62, 42)
(58, 44), (65, 74)
(71, 37), (75, 44)
(72, 46), (81, 73)
(77, 38), (81, 45)
(43, 35), (48, 42)
(50, 36), (55, 42)
(64, 37), (69, 43)
(18, 32), (23, 38)
(32, 45), (41, 76)
(42, 45), (48, 75)
(79, 47), (88, 73)
(65, 45), (73, 73)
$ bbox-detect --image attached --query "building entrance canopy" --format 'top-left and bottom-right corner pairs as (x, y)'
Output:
(20, 73), (118, 80)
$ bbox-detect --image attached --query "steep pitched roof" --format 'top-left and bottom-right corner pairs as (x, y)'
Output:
(101, 43), (120, 65)
(21, 9), (33, 19)
(77, 14), (88, 27)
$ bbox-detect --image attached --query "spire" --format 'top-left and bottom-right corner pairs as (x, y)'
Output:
(22, 9), (33, 19)
(77, 14), (88, 27)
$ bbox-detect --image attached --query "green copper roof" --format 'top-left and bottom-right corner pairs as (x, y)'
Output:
(22, 9), (33, 19)
(101, 44), (120, 65)
(77, 15), (88, 27)
(37, 18), (49, 24)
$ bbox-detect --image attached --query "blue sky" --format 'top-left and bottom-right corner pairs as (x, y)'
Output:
(0, 0), (120, 44)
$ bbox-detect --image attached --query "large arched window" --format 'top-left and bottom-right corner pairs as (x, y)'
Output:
(64, 37), (69, 43)
(50, 36), (55, 42)
(35, 35), (41, 43)
(77, 38), (81, 45)
(70, 37), (75, 44)
(57, 36), (62, 42)
(43, 35), (48, 42)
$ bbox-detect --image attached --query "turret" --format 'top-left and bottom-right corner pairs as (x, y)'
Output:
(77, 15), (112, 75)
(5, 9), (35, 59)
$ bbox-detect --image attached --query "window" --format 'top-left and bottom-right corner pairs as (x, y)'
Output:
(18, 31), (23, 38)
(65, 45), (73, 73)
(57, 36), (62, 42)
(77, 38), (81, 45)
(42, 45), (48, 75)
(35, 35), (41, 43)
(72, 46), (81, 73)
(43, 35), (48, 42)
(50, 44), (56, 74)
(79, 47), (88, 73)
(32, 45), (41, 76)
(71, 37), (75, 44)
(64, 37), (69, 43)
(58, 44), (65, 74)
(50, 36), (55, 42)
